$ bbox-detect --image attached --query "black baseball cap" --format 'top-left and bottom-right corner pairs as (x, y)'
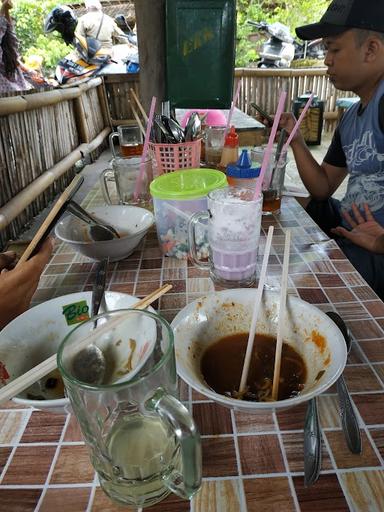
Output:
(296, 0), (384, 40)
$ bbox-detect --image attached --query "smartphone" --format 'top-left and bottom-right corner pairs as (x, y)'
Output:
(250, 103), (274, 126)
(16, 175), (84, 266)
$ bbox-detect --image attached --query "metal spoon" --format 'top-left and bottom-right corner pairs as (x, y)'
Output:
(71, 258), (108, 385)
(67, 201), (120, 241)
(184, 112), (202, 141)
(304, 397), (322, 486)
(326, 311), (362, 454)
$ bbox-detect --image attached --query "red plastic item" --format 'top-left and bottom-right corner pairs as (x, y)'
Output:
(224, 126), (239, 148)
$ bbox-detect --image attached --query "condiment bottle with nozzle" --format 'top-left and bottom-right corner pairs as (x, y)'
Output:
(226, 149), (261, 189)
(219, 126), (239, 170)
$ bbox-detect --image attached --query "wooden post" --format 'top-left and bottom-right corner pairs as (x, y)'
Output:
(134, 0), (166, 112)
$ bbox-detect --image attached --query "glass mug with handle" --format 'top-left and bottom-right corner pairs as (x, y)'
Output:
(57, 309), (202, 509)
(189, 187), (263, 287)
(100, 156), (153, 206)
(109, 125), (143, 157)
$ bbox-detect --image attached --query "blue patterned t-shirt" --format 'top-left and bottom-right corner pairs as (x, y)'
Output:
(324, 79), (384, 225)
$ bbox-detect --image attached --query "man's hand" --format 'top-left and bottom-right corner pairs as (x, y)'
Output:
(331, 203), (384, 253)
(0, 238), (53, 330)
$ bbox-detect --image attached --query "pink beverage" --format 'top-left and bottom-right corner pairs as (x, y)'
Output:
(207, 188), (262, 287)
(188, 188), (263, 288)
(211, 245), (258, 282)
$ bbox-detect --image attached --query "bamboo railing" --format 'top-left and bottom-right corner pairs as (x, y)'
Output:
(0, 78), (110, 249)
(234, 67), (355, 132)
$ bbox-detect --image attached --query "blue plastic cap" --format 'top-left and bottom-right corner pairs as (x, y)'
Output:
(226, 149), (261, 178)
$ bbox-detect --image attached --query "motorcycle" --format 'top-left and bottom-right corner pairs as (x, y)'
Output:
(44, 5), (139, 85)
(247, 21), (295, 68)
(247, 20), (324, 68)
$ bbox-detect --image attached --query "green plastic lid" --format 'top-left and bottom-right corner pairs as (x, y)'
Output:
(150, 169), (227, 200)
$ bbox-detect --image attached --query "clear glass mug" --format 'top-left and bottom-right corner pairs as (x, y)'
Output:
(100, 156), (153, 206)
(57, 309), (202, 509)
(109, 125), (143, 157)
(188, 187), (263, 287)
(251, 147), (288, 214)
(204, 126), (226, 168)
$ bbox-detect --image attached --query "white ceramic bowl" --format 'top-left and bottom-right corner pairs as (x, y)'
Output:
(171, 289), (347, 413)
(55, 205), (154, 262)
(0, 292), (154, 414)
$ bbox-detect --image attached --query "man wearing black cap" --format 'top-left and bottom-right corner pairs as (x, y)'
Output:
(280, 0), (384, 299)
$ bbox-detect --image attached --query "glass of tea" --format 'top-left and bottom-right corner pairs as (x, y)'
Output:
(57, 309), (202, 509)
(109, 125), (143, 157)
(204, 126), (226, 168)
(100, 156), (153, 206)
(251, 147), (288, 214)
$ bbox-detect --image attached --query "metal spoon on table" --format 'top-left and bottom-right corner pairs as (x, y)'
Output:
(304, 397), (322, 486)
(326, 311), (362, 454)
(67, 200), (120, 241)
(71, 258), (108, 385)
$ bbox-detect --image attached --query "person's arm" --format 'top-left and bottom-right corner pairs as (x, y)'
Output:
(331, 203), (384, 253)
(279, 113), (348, 200)
(0, 238), (53, 330)
(74, 16), (86, 39)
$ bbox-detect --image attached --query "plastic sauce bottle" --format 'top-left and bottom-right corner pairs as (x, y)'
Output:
(226, 149), (261, 188)
(218, 126), (239, 170)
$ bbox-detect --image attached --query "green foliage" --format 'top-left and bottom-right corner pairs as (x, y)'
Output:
(236, 0), (331, 67)
(12, 0), (70, 74)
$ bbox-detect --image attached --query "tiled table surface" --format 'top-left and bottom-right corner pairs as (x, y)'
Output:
(1, 192), (384, 512)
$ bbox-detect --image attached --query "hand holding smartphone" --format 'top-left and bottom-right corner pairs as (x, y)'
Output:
(250, 103), (274, 127)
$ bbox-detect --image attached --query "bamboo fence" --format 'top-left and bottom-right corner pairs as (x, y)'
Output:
(0, 78), (110, 249)
(234, 67), (356, 132)
(103, 73), (141, 125)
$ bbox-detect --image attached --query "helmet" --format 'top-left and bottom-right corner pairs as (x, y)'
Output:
(44, 5), (77, 45)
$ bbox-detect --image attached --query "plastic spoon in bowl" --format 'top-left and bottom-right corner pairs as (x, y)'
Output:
(71, 258), (109, 385)
(67, 201), (120, 241)
(326, 311), (362, 454)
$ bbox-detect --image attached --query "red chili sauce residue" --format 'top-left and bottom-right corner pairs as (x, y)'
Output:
(0, 361), (10, 385)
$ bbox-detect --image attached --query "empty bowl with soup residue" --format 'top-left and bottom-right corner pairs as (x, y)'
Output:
(171, 289), (347, 413)
(55, 205), (154, 262)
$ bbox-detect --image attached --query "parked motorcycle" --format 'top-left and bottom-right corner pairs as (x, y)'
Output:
(44, 5), (138, 85)
(247, 20), (324, 68)
(247, 21), (295, 68)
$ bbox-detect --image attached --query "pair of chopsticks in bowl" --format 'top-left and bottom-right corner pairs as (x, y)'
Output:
(239, 226), (291, 400)
(0, 283), (173, 405)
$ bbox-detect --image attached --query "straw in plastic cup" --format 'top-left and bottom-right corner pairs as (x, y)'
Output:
(134, 96), (157, 201)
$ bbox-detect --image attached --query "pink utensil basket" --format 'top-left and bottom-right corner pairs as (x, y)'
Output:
(149, 139), (201, 175)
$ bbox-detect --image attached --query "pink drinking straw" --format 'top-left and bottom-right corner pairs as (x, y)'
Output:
(133, 96), (157, 201)
(225, 80), (242, 134)
(278, 93), (314, 161)
(253, 91), (287, 199)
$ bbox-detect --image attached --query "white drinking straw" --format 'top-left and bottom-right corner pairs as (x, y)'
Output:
(238, 225), (274, 395)
(271, 229), (291, 401)
(133, 95), (157, 201)
(279, 93), (314, 161)
(253, 91), (287, 199)
(225, 80), (242, 134)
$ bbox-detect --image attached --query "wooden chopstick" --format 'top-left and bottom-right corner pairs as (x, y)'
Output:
(271, 230), (291, 400)
(16, 175), (83, 266)
(130, 101), (146, 139)
(130, 87), (149, 123)
(238, 226), (274, 395)
(0, 283), (173, 405)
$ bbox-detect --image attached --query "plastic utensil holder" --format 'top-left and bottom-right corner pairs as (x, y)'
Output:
(149, 139), (201, 175)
